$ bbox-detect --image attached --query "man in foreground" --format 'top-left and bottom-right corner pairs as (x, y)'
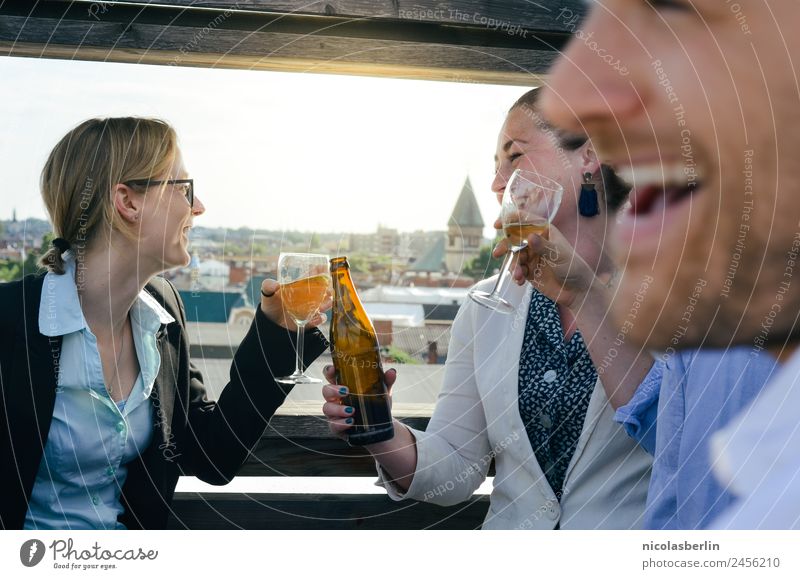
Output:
(536, 0), (800, 528)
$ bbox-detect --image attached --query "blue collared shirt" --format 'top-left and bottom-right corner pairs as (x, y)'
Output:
(24, 250), (175, 530)
(614, 347), (781, 529)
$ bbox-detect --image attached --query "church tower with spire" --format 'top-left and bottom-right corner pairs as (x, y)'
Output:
(445, 177), (484, 274)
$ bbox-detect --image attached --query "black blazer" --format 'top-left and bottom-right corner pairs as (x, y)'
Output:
(0, 272), (328, 529)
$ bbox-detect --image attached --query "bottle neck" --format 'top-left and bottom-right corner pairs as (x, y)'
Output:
(332, 267), (357, 307)
(330, 257), (349, 273)
(330, 266), (375, 334)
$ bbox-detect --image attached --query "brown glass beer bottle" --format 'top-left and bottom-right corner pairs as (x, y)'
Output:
(329, 256), (394, 445)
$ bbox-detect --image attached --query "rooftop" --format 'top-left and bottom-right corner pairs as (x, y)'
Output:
(408, 235), (446, 272)
(360, 285), (468, 305)
(448, 177), (485, 229)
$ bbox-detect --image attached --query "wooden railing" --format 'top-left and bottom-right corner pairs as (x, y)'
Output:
(168, 404), (490, 529)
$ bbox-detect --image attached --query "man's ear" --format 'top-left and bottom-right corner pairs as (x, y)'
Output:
(112, 183), (141, 224)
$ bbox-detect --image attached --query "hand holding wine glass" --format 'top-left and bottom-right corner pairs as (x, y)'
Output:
(275, 252), (331, 385)
(504, 222), (602, 310)
(469, 169), (563, 313)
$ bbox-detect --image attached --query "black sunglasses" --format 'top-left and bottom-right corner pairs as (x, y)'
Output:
(124, 178), (194, 209)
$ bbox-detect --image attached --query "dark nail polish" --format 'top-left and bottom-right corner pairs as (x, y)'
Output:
(345, 418), (353, 424)
(339, 387), (347, 396)
(345, 406), (354, 414)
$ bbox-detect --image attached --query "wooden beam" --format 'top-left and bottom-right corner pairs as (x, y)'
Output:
(0, 0), (571, 84)
(236, 414), (432, 477)
(168, 492), (489, 529)
(177, 412), (496, 478)
(0, 41), (545, 85)
(74, 0), (586, 33)
(180, 413), (432, 478)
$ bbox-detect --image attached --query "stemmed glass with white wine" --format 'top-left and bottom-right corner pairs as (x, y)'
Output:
(468, 169), (563, 313)
(275, 252), (331, 385)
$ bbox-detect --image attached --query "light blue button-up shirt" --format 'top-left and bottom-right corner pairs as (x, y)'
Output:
(615, 347), (781, 529)
(24, 250), (175, 530)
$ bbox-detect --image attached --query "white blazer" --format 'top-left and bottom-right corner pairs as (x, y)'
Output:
(377, 277), (652, 529)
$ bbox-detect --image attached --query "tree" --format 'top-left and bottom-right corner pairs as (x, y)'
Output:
(0, 232), (53, 281)
(22, 232), (53, 275)
(383, 345), (420, 365)
(347, 254), (370, 273)
(0, 262), (20, 282)
(464, 241), (504, 278)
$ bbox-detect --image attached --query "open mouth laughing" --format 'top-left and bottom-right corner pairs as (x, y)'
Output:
(614, 162), (703, 252)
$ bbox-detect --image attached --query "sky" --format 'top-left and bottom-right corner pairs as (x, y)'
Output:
(0, 56), (528, 238)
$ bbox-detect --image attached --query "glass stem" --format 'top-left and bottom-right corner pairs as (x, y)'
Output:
(294, 321), (306, 376)
(487, 245), (519, 298)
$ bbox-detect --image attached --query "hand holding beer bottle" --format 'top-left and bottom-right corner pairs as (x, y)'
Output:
(321, 365), (397, 438)
(322, 361), (420, 492)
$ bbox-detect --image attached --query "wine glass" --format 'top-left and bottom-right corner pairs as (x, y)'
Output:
(469, 169), (563, 313)
(275, 252), (331, 385)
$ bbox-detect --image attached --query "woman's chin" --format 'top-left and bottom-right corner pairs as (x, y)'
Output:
(175, 255), (191, 270)
(180, 249), (191, 268)
(160, 247), (191, 272)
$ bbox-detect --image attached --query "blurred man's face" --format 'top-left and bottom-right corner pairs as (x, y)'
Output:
(541, 1), (800, 353)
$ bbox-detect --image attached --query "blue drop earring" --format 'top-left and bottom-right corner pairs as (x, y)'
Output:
(579, 171), (600, 217)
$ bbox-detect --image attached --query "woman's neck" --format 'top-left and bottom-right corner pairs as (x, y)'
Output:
(75, 237), (156, 340)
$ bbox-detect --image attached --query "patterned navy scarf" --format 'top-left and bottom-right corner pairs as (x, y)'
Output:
(518, 289), (597, 499)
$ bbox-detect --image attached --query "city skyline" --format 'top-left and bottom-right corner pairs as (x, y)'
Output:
(1, 57), (528, 239)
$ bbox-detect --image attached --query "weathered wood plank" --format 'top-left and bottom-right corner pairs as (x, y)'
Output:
(180, 414), (433, 477)
(237, 437), (378, 476)
(168, 492), (489, 529)
(190, 344), (237, 359)
(179, 413), (495, 477)
(0, 41), (546, 85)
(4, 0), (573, 49)
(65, 0), (586, 33)
(267, 413), (432, 438)
(0, 0), (561, 84)
(236, 436), (495, 477)
(0, 10), (559, 53)
(239, 417), (428, 477)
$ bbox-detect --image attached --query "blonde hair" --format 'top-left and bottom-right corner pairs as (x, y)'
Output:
(39, 117), (178, 274)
